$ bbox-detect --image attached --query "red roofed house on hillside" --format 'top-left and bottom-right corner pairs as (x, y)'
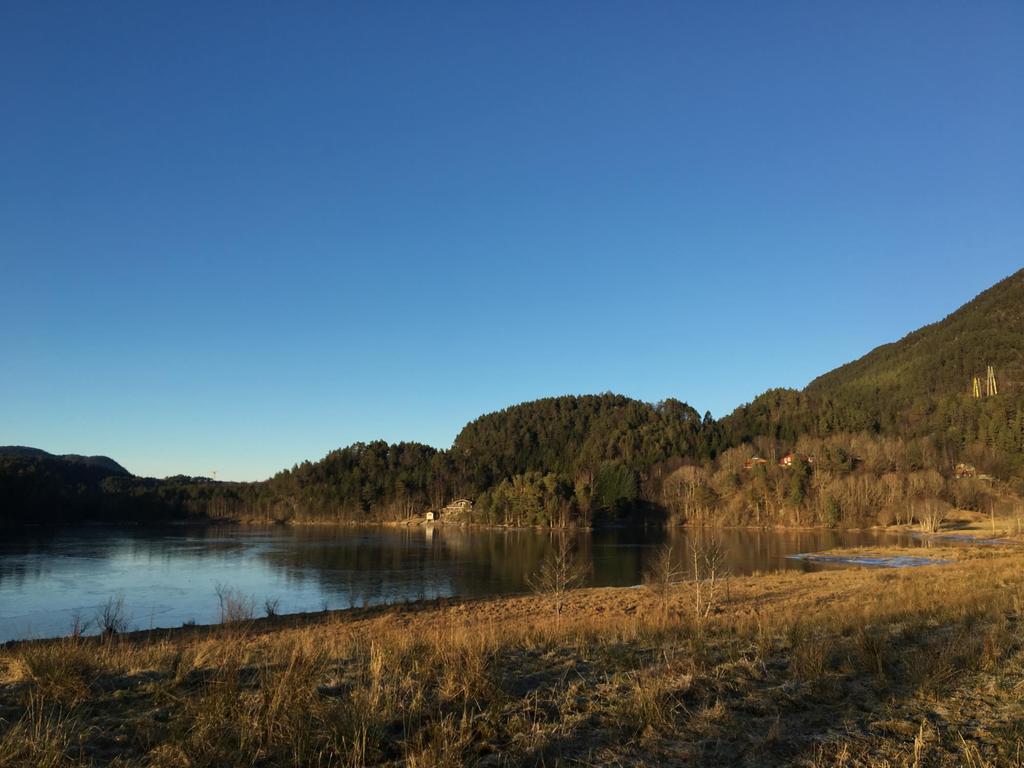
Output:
(779, 452), (814, 468)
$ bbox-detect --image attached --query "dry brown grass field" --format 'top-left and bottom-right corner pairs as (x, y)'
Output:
(2, 542), (1023, 767)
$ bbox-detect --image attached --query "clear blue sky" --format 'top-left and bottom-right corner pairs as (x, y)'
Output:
(2, 3), (1021, 481)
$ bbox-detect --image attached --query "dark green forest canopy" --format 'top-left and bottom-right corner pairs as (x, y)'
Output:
(3, 268), (1023, 527)
(452, 394), (719, 487)
(256, 395), (720, 524)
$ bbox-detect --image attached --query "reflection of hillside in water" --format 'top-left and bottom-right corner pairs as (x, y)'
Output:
(254, 526), (573, 606)
(250, 525), (927, 608)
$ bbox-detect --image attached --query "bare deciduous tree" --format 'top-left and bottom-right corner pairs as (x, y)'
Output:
(68, 611), (90, 640)
(264, 597), (281, 618)
(914, 496), (950, 534)
(215, 583), (256, 624)
(528, 535), (589, 619)
(690, 538), (728, 631)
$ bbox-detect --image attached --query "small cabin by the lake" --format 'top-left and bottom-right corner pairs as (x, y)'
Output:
(442, 498), (474, 517)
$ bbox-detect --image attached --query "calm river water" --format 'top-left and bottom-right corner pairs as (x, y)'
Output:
(0, 524), (925, 642)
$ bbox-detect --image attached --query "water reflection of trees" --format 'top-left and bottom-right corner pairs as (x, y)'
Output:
(251, 526), (676, 603)
(255, 527), (568, 605)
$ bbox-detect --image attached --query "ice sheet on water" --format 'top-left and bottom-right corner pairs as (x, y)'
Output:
(786, 552), (950, 568)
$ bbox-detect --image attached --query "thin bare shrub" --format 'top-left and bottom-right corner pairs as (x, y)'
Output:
(215, 583), (256, 624)
(914, 496), (950, 533)
(67, 611), (89, 640)
(95, 594), (130, 637)
(690, 537), (727, 629)
(527, 534), (589, 618)
(644, 542), (685, 624)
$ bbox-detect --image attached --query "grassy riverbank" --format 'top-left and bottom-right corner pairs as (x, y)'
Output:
(2, 545), (1023, 767)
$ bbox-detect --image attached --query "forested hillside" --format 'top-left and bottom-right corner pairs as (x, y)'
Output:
(808, 268), (1024, 405)
(452, 395), (717, 490)
(3, 270), (1022, 529)
(246, 395), (721, 526)
(720, 271), (1024, 477)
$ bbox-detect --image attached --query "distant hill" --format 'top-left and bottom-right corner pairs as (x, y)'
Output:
(0, 447), (229, 527)
(0, 446), (131, 476)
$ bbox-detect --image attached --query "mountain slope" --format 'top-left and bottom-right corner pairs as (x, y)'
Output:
(806, 268), (1024, 404)
(715, 269), (1024, 473)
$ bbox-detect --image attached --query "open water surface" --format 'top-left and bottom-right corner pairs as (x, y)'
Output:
(0, 524), (928, 642)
